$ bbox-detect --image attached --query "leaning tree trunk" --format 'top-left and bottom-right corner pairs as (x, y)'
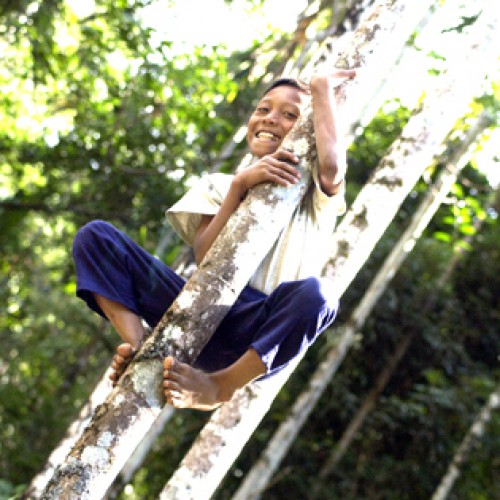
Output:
(41, 99), (317, 499)
(283, 0), (375, 78)
(160, 2), (499, 497)
(103, 406), (176, 499)
(23, 370), (113, 499)
(231, 110), (493, 500)
(159, 0), (457, 498)
(321, 0), (498, 290)
(431, 382), (500, 500)
(29, 5), (373, 496)
(317, 181), (496, 485)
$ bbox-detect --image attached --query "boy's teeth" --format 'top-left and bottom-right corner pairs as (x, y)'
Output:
(258, 132), (274, 139)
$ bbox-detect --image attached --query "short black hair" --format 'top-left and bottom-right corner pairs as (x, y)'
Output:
(263, 77), (310, 96)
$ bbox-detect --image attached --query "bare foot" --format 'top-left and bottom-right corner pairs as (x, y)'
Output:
(163, 356), (231, 411)
(109, 343), (136, 386)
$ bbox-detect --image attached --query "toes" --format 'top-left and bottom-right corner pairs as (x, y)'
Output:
(163, 356), (176, 371)
(109, 370), (120, 387)
(163, 367), (183, 383)
(111, 354), (130, 374)
(165, 392), (186, 409)
(163, 356), (192, 377)
(163, 379), (181, 391)
(109, 343), (136, 387)
(112, 354), (124, 367)
(163, 383), (183, 407)
(117, 343), (135, 359)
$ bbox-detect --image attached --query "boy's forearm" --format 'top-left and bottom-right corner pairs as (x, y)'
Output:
(193, 180), (246, 265)
(310, 76), (347, 195)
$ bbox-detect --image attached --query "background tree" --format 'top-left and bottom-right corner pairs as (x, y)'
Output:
(1, 0), (499, 498)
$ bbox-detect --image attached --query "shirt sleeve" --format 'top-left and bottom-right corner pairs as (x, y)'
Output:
(166, 173), (233, 246)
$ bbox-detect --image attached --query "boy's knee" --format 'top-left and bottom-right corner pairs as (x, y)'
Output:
(276, 277), (338, 324)
(298, 277), (339, 312)
(302, 277), (339, 333)
(73, 220), (112, 253)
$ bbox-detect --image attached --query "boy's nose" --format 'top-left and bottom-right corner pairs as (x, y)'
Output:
(263, 112), (278, 124)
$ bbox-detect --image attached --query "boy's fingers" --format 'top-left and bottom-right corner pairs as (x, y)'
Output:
(276, 149), (299, 164)
(333, 68), (357, 77)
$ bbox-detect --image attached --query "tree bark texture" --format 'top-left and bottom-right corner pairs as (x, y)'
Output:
(160, 1), (459, 498)
(232, 111), (493, 500)
(28, 240), (197, 499)
(103, 406), (176, 499)
(24, 371), (113, 499)
(317, 116), (495, 477)
(431, 383), (500, 500)
(323, 0), (499, 297)
(29, 1), (426, 496)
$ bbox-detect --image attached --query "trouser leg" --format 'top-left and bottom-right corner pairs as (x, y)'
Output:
(195, 277), (339, 377)
(72, 220), (185, 327)
(73, 222), (338, 377)
(252, 277), (338, 376)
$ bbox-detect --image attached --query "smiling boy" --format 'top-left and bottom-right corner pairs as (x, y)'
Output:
(72, 69), (355, 410)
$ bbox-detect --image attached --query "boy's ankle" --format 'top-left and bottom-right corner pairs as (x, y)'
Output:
(209, 372), (236, 404)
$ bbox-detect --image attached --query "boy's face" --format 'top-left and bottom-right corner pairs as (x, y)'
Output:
(247, 85), (308, 158)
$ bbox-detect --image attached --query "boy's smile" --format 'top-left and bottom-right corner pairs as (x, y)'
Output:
(247, 85), (308, 158)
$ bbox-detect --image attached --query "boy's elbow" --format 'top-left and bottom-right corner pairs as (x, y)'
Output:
(193, 242), (206, 266)
(319, 160), (345, 196)
(320, 177), (343, 196)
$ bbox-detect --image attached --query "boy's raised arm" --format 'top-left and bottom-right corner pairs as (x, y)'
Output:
(310, 69), (356, 196)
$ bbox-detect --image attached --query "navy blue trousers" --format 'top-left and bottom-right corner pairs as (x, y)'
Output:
(72, 220), (338, 378)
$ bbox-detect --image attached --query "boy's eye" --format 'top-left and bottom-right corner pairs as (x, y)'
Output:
(256, 106), (269, 113)
(284, 111), (298, 119)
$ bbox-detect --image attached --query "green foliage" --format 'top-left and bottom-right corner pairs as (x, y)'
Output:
(0, 0), (249, 490)
(1, 0), (499, 498)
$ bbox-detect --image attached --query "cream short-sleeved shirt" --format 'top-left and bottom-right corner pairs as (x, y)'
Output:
(166, 168), (345, 295)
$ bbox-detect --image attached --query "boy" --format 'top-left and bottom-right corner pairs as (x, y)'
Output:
(72, 69), (355, 410)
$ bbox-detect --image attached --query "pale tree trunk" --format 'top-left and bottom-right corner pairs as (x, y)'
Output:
(159, 1), (461, 498)
(41, 78), (319, 498)
(317, 185), (496, 485)
(23, 370), (113, 499)
(103, 406), (176, 499)
(231, 111), (493, 500)
(321, 2), (498, 294)
(431, 383), (500, 500)
(283, 0), (374, 77)
(344, 5), (435, 142)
